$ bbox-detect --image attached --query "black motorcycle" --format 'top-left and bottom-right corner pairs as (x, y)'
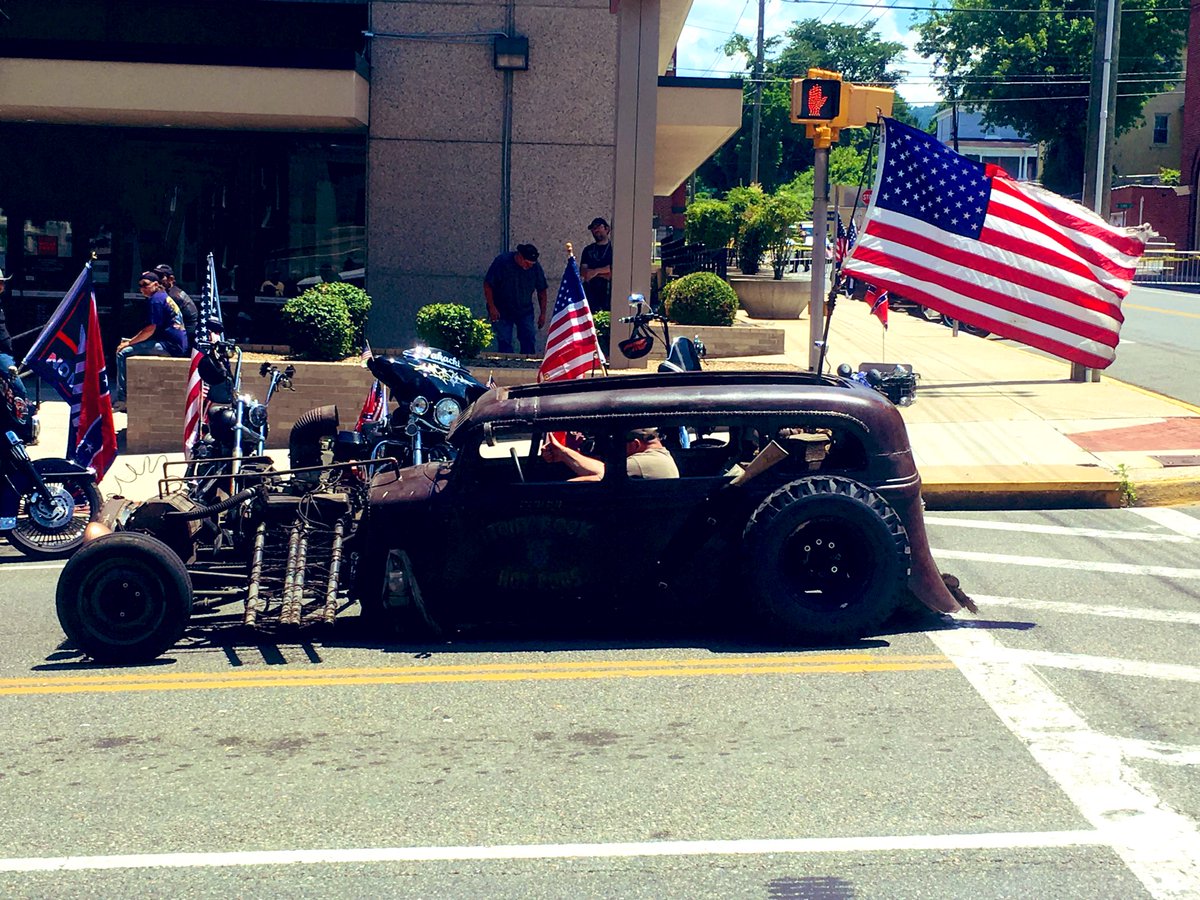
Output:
(618, 293), (705, 372)
(351, 347), (488, 468)
(0, 366), (101, 558)
(187, 326), (294, 501)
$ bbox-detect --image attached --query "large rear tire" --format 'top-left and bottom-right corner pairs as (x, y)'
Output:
(742, 476), (910, 640)
(7, 473), (101, 560)
(56, 532), (193, 663)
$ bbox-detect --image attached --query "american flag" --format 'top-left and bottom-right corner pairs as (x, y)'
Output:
(843, 118), (1150, 369)
(537, 256), (605, 383)
(360, 338), (374, 368)
(864, 284), (889, 329)
(355, 379), (387, 432)
(198, 251), (224, 333)
(22, 263), (118, 479)
(834, 213), (857, 271)
(184, 252), (225, 453)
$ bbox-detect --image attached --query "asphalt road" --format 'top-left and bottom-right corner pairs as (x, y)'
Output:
(1107, 285), (1200, 407)
(0, 506), (1197, 898)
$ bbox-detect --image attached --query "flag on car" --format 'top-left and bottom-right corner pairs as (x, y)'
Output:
(355, 378), (387, 432)
(360, 338), (373, 368)
(485, 371), (497, 390)
(834, 213), (857, 271)
(843, 118), (1150, 369)
(538, 255), (605, 383)
(864, 285), (889, 329)
(22, 263), (118, 479)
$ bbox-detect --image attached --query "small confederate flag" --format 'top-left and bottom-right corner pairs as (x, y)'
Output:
(355, 379), (386, 432)
(864, 285), (889, 329)
(23, 263), (118, 479)
(844, 118), (1150, 368)
(538, 255), (605, 382)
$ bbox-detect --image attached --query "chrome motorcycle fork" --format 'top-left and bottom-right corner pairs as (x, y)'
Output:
(3, 430), (53, 504)
(411, 419), (424, 465)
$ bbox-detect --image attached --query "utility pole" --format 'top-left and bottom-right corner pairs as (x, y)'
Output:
(1077, 0), (1121, 382)
(749, 0), (765, 185)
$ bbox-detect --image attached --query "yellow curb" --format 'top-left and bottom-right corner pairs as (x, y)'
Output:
(1130, 475), (1200, 508)
(920, 465), (1121, 509)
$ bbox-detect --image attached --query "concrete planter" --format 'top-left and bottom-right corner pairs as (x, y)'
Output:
(729, 274), (812, 320)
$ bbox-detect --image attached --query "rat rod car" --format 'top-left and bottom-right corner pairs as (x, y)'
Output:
(55, 371), (973, 663)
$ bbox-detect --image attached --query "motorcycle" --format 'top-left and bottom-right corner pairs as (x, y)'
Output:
(350, 347), (488, 468)
(618, 294), (705, 372)
(0, 366), (101, 558)
(187, 323), (294, 500)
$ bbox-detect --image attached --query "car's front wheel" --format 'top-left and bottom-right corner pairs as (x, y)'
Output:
(56, 532), (193, 663)
(742, 476), (910, 641)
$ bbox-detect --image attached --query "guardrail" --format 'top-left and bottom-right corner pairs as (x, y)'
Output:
(1134, 249), (1200, 285)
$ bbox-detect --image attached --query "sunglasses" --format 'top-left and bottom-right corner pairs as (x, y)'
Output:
(138, 280), (154, 288)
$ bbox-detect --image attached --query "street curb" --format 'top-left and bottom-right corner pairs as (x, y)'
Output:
(1130, 476), (1200, 509)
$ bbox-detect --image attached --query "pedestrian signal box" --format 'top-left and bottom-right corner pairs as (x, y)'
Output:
(794, 78), (843, 123)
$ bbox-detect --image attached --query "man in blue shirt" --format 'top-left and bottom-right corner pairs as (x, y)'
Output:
(484, 243), (547, 354)
(114, 271), (188, 410)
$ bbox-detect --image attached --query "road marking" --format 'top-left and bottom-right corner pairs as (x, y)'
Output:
(1117, 739), (1200, 767)
(974, 594), (1200, 626)
(933, 549), (1200, 579)
(1132, 508), (1200, 539)
(924, 517), (1193, 543)
(930, 627), (1200, 899)
(0, 830), (1111, 873)
(1124, 302), (1200, 320)
(0, 655), (956, 697)
(0, 561), (67, 573)
(980, 646), (1200, 685)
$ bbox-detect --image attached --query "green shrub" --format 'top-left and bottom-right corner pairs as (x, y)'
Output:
(281, 288), (354, 360)
(593, 311), (611, 350)
(318, 282), (372, 347)
(415, 303), (494, 358)
(685, 198), (736, 251)
(1160, 167), (1181, 186)
(663, 272), (738, 326)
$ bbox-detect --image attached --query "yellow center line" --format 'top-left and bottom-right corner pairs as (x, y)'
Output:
(1124, 302), (1200, 320)
(0, 655), (954, 696)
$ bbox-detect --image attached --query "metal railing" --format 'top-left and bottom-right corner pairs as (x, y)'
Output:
(1134, 249), (1200, 285)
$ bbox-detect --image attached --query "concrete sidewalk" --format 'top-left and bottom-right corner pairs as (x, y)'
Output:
(24, 301), (1200, 508)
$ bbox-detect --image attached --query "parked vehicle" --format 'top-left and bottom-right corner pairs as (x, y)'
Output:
(55, 370), (973, 662)
(618, 293), (705, 372)
(1, 366), (100, 558)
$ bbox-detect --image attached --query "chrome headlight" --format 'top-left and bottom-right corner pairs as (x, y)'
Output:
(433, 397), (462, 429)
(246, 402), (269, 429)
(410, 396), (430, 415)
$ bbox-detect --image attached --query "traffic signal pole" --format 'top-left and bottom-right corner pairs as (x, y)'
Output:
(809, 141), (831, 372)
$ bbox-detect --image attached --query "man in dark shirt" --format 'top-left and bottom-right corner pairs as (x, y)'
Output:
(153, 264), (199, 349)
(0, 268), (28, 400)
(484, 243), (548, 354)
(579, 217), (613, 313)
(114, 271), (189, 408)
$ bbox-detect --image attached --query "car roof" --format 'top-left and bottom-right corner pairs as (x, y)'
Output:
(451, 371), (907, 446)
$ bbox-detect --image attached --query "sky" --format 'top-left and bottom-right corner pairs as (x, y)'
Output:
(675, 0), (943, 106)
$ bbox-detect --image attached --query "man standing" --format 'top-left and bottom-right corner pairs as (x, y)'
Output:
(484, 243), (547, 354)
(114, 271), (188, 410)
(579, 217), (613, 313)
(0, 268), (27, 400)
(153, 264), (199, 349)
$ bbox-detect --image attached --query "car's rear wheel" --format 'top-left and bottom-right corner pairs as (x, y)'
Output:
(742, 476), (909, 640)
(56, 532), (193, 663)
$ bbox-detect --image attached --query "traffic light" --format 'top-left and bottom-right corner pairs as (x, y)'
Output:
(794, 78), (843, 122)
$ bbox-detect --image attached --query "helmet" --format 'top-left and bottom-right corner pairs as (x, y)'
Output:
(618, 322), (656, 360)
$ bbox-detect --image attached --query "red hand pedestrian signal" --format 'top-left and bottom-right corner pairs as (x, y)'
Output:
(807, 82), (829, 117)
(800, 78), (841, 120)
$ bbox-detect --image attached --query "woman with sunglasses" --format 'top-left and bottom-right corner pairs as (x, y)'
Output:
(113, 271), (189, 411)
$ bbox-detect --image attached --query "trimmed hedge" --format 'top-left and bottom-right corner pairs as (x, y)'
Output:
(663, 272), (739, 327)
(281, 289), (355, 360)
(415, 303), (494, 358)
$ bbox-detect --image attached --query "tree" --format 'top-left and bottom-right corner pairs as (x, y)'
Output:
(698, 20), (912, 194)
(915, 0), (1186, 195)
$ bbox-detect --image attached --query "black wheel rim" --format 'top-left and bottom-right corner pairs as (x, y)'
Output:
(77, 560), (169, 647)
(779, 515), (875, 611)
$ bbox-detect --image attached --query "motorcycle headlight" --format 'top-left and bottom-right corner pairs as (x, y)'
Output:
(246, 402), (268, 429)
(433, 397), (462, 429)
(410, 396), (430, 415)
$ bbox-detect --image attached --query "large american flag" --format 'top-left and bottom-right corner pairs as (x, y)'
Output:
(23, 263), (118, 479)
(843, 118), (1150, 369)
(184, 252), (224, 452)
(537, 256), (605, 382)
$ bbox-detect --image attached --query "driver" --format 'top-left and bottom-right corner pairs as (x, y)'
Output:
(540, 426), (678, 481)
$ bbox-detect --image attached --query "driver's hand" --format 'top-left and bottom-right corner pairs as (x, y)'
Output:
(540, 433), (565, 462)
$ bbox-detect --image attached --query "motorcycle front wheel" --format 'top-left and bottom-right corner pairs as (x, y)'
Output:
(6, 473), (102, 559)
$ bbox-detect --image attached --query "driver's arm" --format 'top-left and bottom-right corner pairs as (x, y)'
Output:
(540, 433), (604, 480)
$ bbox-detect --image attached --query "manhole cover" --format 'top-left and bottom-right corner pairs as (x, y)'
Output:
(1151, 454), (1200, 468)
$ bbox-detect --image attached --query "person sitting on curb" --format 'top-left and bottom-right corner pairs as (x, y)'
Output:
(114, 271), (189, 411)
(540, 427), (679, 482)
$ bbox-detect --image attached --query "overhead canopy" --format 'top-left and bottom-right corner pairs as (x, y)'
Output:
(654, 76), (744, 195)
